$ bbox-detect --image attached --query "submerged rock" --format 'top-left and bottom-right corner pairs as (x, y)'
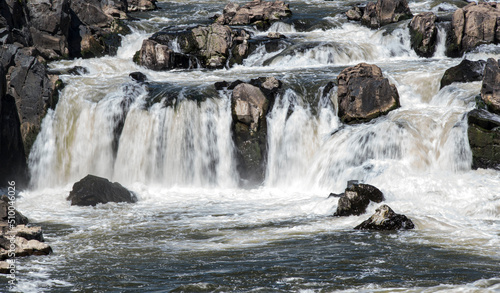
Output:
(337, 63), (400, 124)
(354, 204), (414, 230)
(409, 12), (437, 58)
(347, 0), (412, 29)
(467, 109), (500, 170)
(216, 0), (292, 30)
(67, 174), (138, 206)
(440, 59), (486, 89)
(481, 58), (500, 115)
(333, 182), (385, 217)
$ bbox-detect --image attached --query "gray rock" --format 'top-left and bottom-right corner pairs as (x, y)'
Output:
(127, 0), (157, 12)
(67, 174), (138, 206)
(354, 0), (412, 29)
(409, 12), (437, 58)
(354, 204), (415, 230)
(481, 58), (500, 115)
(467, 109), (500, 170)
(216, 0), (292, 30)
(440, 59), (486, 89)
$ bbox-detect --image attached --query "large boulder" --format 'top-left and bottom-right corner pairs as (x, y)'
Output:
(67, 174), (138, 206)
(409, 12), (437, 58)
(333, 182), (385, 217)
(127, 0), (157, 12)
(447, 2), (500, 57)
(440, 59), (486, 89)
(347, 0), (412, 29)
(480, 58), (500, 115)
(467, 109), (500, 170)
(0, 0), (31, 46)
(216, 0), (292, 30)
(136, 24), (250, 70)
(354, 204), (415, 230)
(337, 63), (400, 124)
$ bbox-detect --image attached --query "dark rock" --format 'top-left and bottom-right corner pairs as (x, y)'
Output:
(440, 59), (486, 89)
(129, 71), (147, 82)
(447, 2), (500, 57)
(67, 174), (138, 206)
(351, 0), (412, 29)
(467, 109), (500, 170)
(137, 39), (195, 71)
(409, 12), (437, 58)
(333, 182), (385, 217)
(127, 0), (157, 12)
(0, 196), (28, 226)
(481, 58), (500, 115)
(216, 0), (292, 30)
(354, 204), (415, 230)
(337, 63), (400, 124)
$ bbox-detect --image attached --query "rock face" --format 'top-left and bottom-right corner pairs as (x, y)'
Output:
(409, 12), (437, 58)
(440, 59), (486, 89)
(227, 77), (281, 185)
(347, 0), (412, 29)
(333, 183), (385, 217)
(480, 58), (500, 115)
(216, 0), (292, 30)
(127, 0), (157, 11)
(136, 24), (250, 70)
(337, 63), (400, 124)
(467, 109), (500, 170)
(354, 204), (415, 230)
(447, 2), (500, 57)
(67, 175), (138, 206)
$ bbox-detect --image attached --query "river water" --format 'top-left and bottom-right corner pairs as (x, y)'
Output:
(6, 0), (500, 292)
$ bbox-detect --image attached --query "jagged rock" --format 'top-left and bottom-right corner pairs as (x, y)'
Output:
(137, 39), (195, 71)
(354, 204), (414, 230)
(337, 63), (400, 124)
(348, 0), (412, 29)
(447, 2), (500, 57)
(127, 0), (157, 12)
(481, 58), (500, 115)
(440, 59), (486, 89)
(216, 0), (292, 30)
(333, 182), (385, 217)
(0, 196), (29, 226)
(0, 0), (31, 47)
(67, 174), (138, 206)
(409, 12), (437, 58)
(467, 109), (500, 170)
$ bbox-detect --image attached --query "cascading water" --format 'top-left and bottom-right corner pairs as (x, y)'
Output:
(9, 0), (500, 292)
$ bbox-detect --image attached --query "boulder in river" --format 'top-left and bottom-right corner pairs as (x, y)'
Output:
(67, 174), (138, 206)
(337, 63), (400, 124)
(440, 59), (486, 89)
(127, 0), (157, 12)
(467, 109), (500, 170)
(216, 0), (292, 30)
(354, 204), (415, 230)
(347, 0), (412, 29)
(480, 58), (500, 115)
(446, 2), (500, 57)
(409, 12), (437, 58)
(333, 182), (385, 217)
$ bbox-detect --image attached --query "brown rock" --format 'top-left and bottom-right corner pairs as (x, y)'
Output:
(409, 12), (437, 57)
(481, 58), (500, 115)
(359, 0), (412, 29)
(216, 0), (292, 29)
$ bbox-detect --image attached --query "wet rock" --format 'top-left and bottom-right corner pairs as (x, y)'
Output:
(267, 32), (285, 39)
(447, 2), (500, 57)
(409, 12), (437, 58)
(129, 71), (147, 82)
(354, 204), (415, 230)
(137, 39), (195, 71)
(333, 182), (385, 217)
(127, 0), (157, 12)
(348, 0), (412, 29)
(440, 59), (486, 89)
(467, 109), (500, 170)
(216, 0), (292, 30)
(67, 174), (138, 206)
(0, 196), (29, 226)
(337, 63), (400, 124)
(481, 58), (500, 115)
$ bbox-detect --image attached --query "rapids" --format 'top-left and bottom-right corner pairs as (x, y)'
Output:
(5, 0), (500, 292)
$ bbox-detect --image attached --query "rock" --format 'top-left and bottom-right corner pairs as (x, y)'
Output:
(0, 261), (10, 274)
(129, 71), (147, 82)
(467, 109), (500, 170)
(137, 39), (195, 71)
(216, 0), (292, 30)
(47, 66), (90, 76)
(351, 0), (412, 29)
(447, 2), (500, 57)
(127, 0), (157, 12)
(8, 225), (43, 242)
(481, 58), (500, 115)
(333, 182), (385, 217)
(0, 0), (31, 47)
(354, 204), (415, 230)
(267, 32), (285, 39)
(337, 63), (400, 124)
(67, 174), (138, 206)
(0, 196), (29, 226)
(440, 59), (486, 89)
(409, 12), (437, 58)
(13, 237), (52, 257)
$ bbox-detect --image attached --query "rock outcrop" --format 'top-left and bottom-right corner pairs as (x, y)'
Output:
(467, 109), (500, 170)
(346, 0), (412, 29)
(480, 58), (500, 115)
(337, 63), (400, 124)
(67, 175), (138, 206)
(216, 0), (292, 30)
(136, 24), (250, 70)
(440, 59), (486, 89)
(409, 12), (437, 58)
(354, 204), (415, 230)
(446, 2), (500, 57)
(127, 0), (157, 12)
(333, 182), (385, 217)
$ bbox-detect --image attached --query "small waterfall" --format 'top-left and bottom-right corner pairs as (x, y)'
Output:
(434, 25), (448, 58)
